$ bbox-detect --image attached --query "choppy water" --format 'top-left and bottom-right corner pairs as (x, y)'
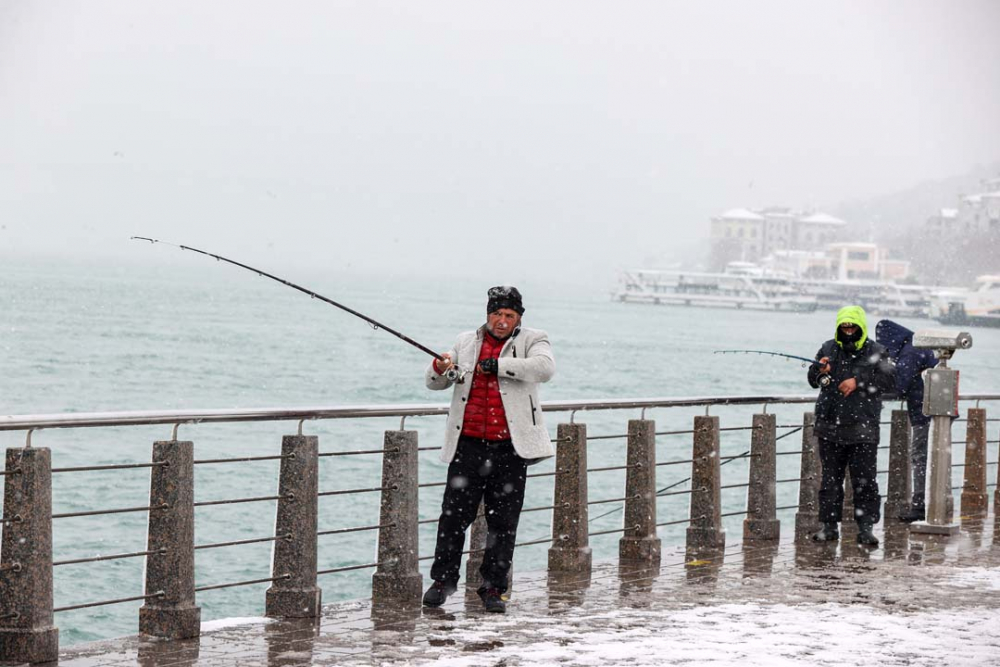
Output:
(3, 254), (999, 645)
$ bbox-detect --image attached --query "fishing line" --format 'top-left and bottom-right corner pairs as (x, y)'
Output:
(131, 237), (466, 380)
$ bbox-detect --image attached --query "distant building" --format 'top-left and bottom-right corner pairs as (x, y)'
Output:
(709, 208), (765, 269)
(764, 249), (835, 279)
(925, 208), (960, 233)
(795, 213), (848, 249)
(825, 242), (910, 281)
(959, 189), (1000, 233)
(925, 175), (1000, 235)
(708, 207), (846, 270)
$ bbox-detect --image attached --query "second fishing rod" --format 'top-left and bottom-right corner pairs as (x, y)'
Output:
(131, 237), (471, 382)
(714, 349), (834, 387)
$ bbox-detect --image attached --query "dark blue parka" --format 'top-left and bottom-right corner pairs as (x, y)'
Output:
(874, 319), (938, 427)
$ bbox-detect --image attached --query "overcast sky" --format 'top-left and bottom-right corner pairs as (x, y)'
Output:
(1, 1), (998, 286)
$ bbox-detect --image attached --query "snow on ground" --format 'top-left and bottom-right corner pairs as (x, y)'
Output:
(403, 599), (1000, 666)
(938, 565), (1000, 592)
(199, 616), (271, 632)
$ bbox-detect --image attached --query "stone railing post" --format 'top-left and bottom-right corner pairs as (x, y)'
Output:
(884, 410), (911, 522)
(619, 419), (660, 564)
(0, 447), (58, 664)
(794, 412), (820, 542)
(686, 416), (725, 559)
(960, 408), (988, 522)
(140, 440), (200, 638)
(266, 435), (321, 617)
(372, 430), (422, 606)
(548, 423), (592, 574)
(743, 413), (779, 542)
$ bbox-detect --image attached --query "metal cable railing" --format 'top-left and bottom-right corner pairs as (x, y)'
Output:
(194, 494), (291, 508)
(656, 458), (696, 467)
(194, 454), (291, 465)
(319, 562), (380, 576)
(4, 392), (998, 649)
(317, 523), (391, 537)
(319, 448), (397, 457)
(196, 534), (291, 551)
(54, 548), (164, 567)
(318, 485), (393, 498)
(588, 495), (639, 506)
(588, 463), (640, 474)
(195, 574), (290, 593)
(53, 503), (168, 519)
(52, 461), (168, 473)
(54, 591), (164, 614)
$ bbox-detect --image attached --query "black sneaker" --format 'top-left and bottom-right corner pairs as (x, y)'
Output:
(811, 522), (840, 542)
(897, 505), (926, 523)
(478, 587), (506, 614)
(422, 581), (456, 608)
(856, 523), (879, 547)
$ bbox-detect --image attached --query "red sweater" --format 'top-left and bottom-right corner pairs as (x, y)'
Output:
(461, 332), (510, 441)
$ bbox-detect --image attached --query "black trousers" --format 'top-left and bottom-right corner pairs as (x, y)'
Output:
(818, 438), (881, 525)
(430, 436), (528, 594)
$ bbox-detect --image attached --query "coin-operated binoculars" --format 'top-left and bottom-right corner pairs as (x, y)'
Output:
(910, 330), (973, 535)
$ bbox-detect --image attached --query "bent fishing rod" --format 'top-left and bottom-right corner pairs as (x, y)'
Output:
(715, 349), (833, 387)
(131, 237), (466, 381)
(714, 349), (821, 366)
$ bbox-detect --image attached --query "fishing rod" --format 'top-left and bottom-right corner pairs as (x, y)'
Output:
(713, 349), (820, 366)
(714, 349), (833, 387)
(131, 237), (466, 381)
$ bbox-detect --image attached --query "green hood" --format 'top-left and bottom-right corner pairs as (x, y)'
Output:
(835, 305), (868, 350)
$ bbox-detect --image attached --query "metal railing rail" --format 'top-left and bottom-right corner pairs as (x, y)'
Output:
(4, 393), (998, 437)
(0, 394), (850, 432)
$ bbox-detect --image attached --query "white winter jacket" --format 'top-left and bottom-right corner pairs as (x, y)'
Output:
(425, 325), (555, 464)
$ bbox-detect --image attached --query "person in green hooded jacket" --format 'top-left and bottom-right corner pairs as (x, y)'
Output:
(807, 305), (896, 546)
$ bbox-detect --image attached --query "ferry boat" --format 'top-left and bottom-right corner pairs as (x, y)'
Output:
(614, 269), (818, 312)
(932, 275), (1000, 328)
(614, 267), (936, 317)
(796, 279), (933, 317)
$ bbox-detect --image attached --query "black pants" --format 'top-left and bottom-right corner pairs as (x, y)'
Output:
(430, 436), (528, 594)
(818, 438), (881, 525)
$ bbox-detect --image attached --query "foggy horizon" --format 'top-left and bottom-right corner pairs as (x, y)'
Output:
(2, 1), (999, 288)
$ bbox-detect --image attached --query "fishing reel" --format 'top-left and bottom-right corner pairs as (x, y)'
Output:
(445, 366), (469, 384)
(817, 374), (833, 388)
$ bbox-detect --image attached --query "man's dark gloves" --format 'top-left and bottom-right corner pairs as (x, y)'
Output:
(478, 359), (498, 375)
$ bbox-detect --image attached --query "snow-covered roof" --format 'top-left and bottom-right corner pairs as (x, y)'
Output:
(940, 208), (958, 218)
(718, 208), (765, 221)
(798, 212), (847, 226)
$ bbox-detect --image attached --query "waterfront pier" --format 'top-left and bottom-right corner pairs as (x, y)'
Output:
(2, 393), (999, 665)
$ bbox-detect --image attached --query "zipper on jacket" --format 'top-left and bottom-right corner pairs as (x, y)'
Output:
(529, 395), (536, 425)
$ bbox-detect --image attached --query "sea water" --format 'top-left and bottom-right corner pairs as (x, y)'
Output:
(2, 254), (999, 645)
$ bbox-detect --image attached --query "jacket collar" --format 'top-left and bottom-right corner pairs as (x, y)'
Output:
(476, 324), (521, 342)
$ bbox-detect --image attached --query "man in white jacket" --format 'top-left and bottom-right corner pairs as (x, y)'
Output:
(422, 286), (555, 613)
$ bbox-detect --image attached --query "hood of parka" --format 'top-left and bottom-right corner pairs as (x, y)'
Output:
(835, 305), (868, 351)
(874, 319), (913, 360)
